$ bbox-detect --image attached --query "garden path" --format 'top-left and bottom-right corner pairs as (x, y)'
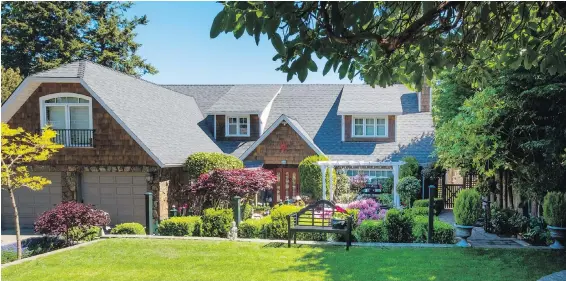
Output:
(438, 210), (527, 248)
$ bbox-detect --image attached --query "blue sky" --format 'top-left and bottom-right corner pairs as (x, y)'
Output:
(128, 1), (363, 84)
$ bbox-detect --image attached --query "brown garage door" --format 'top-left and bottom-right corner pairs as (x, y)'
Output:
(82, 172), (147, 225)
(1, 172), (62, 230)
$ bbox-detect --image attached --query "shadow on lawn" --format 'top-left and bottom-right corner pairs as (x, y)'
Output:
(266, 245), (566, 281)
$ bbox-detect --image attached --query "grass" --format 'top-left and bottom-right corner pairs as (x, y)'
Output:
(2, 239), (565, 281)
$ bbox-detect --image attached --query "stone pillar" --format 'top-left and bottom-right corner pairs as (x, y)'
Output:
(61, 170), (78, 201)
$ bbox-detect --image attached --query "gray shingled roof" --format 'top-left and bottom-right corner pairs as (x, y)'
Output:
(162, 85), (233, 113)
(337, 84), (415, 115)
(206, 85), (281, 114)
(29, 61), (222, 166)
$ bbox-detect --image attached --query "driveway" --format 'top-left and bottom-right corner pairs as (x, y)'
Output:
(1, 228), (39, 245)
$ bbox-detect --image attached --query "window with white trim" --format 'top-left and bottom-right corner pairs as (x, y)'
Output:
(352, 117), (387, 137)
(346, 169), (393, 186)
(226, 115), (250, 137)
(40, 93), (94, 147)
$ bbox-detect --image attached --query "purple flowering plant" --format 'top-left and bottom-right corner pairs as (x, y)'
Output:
(347, 198), (386, 224)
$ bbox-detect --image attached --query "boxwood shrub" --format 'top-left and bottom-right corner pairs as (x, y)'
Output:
(453, 189), (481, 226)
(413, 199), (444, 215)
(67, 226), (101, 242)
(158, 216), (202, 236)
(239, 216), (272, 238)
(384, 209), (413, 243)
(355, 219), (386, 242)
(202, 208), (233, 237)
(543, 191), (566, 227)
(110, 223), (146, 235)
(406, 207), (429, 217)
(267, 205), (301, 239)
(184, 152), (243, 180)
(411, 215), (455, 244)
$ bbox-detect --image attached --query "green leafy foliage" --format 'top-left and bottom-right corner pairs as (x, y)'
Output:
(242, 203), (253, 220)
(413, 199), (444, 216)
(489, 207), (528, 236)
(399, 156), (420, 179)
(435, 69), (566, 200)
(522, 217), (550, 246)
(238, 216), (272, 239)
(376, 194), (393, 207)
(67, 226), (100, 242)
(384, 209), (413, 243)
(453, 189), (481, 226)
(210, 2), (566, 87)
(1, 2), (157, 77)
(411, 216), (455, 244)
(405, 207), (429, 217)
(202, 208), (233, 237)
(110, 223), (146, 235)
(396, 176), (421, 206)
(158, 216), (202, 237)
(267, 205), (301, 239)
(335, 172), (350, 197)
(184, 152), (244, 181)
(298, 155), (335, 200)
(1, 67), (22, 103)
(381, 177), (393, 193)
(355, 220), (386, 242)
(543, 192), (566, 227)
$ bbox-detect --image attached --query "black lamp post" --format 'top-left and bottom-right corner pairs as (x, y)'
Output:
(428, 185), (436, 243)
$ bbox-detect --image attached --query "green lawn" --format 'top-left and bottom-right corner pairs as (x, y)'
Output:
(2, 239), (565, 281)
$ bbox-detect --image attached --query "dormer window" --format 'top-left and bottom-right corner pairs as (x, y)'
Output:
(352, 117), (387, 137)
(40, 93), (94, 147)
(226, 115), (250, 137)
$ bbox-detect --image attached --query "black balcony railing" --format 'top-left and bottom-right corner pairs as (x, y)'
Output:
(40, 129), (95, 147)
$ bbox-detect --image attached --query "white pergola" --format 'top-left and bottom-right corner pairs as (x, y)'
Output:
(317, 160), (405, 208)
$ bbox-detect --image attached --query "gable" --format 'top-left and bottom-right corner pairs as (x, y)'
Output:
(6, 82), (157, 166)
(243, 122), (317, 165)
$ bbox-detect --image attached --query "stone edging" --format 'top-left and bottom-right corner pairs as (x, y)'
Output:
(1, 239), (103, 268)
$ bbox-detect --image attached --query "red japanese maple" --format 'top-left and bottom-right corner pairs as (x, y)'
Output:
(187, 168), (277, 209)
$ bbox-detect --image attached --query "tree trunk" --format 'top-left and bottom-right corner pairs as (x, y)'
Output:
(9, 189), (22, 260)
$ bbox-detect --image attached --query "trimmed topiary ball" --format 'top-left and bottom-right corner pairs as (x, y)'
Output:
(453, 189), (481, 226)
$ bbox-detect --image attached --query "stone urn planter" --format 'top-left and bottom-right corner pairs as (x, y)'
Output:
(547, 226), (566, 250)
(455, 225), (474, 247)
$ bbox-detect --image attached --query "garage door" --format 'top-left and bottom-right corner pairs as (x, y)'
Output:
(82, 172), (147, 225)
(1, 172), (62, 230)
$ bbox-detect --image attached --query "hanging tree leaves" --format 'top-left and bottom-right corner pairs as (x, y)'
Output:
(210, 2), (566, 88)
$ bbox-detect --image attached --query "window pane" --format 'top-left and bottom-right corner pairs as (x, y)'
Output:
(67, 97), (79, 103)
(45, 98), (56, 103)
(354, 125), (363, 135)
(377, 125), (386, 136)
(365, 123), (374, 135)
(78, 98), (89, 103)
(239, 124), (248, 135)
(46, 106), (66, 129)
(228, 124), (237, 135)
(239, 117), (248, 124)
(354, 118), (363, 125)
(70, 106), (89, 129)
(377, 119), (386, 125)
(229, 117), (237, 124)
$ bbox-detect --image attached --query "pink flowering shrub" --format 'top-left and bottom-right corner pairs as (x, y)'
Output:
(347, 199), (386, 224)
(34, 202), (110, 244)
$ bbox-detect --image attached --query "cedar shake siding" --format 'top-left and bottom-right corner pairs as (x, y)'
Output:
(344, 115), (396, 142)
(244, 123), (316, 165)
(7, 83), (157, 166)
(215, 114), (260, 141)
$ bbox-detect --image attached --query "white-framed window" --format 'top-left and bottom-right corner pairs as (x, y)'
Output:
(346, 169), (393, 186)
(225, 115), (250, 137)
(352, 116), (388, 137)
(39, 93), (93, 147)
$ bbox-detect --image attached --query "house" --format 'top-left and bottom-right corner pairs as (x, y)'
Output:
(1, 61), (434, 229)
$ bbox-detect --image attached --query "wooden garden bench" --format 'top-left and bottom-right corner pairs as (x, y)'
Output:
(287, 200), (353, 250)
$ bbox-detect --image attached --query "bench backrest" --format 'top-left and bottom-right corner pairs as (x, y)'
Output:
(292, 200), (341, 227)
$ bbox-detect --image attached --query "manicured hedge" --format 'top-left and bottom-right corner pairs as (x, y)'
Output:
(185, 152), (243, 180)
(411, 215), (455, 244)
(110, 223), (146, 235)
(406, 207), (430, 217)
(202, 208), (233, 237)
(413, 198), (445, 215)
(238, 216), (272, 238)
(298, 155), (336, 200)
(267, 205), (301, 239)
(355, 220), (386, 242)
(384, 209), (413, 243)
(158, 216), (202, 237)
